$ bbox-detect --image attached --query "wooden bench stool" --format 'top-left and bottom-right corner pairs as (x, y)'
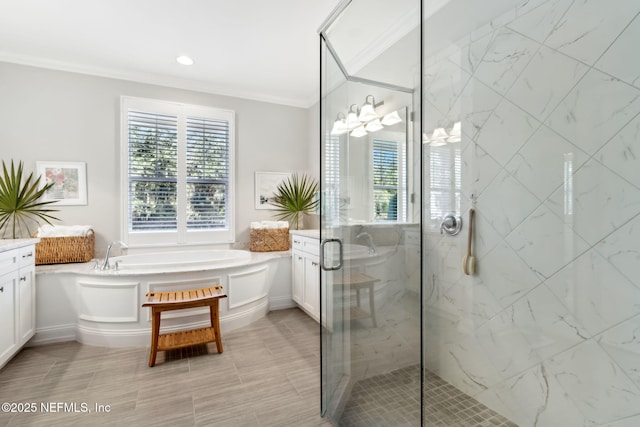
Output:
(142, 285), (227, 367)
(334, 272), (379, 327)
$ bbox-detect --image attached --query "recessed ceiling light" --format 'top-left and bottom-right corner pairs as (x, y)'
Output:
(176, 55), (194, 66)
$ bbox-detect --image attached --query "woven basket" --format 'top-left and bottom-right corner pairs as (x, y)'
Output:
(35, 230), (95, 265)
(249, 227), (290, 252)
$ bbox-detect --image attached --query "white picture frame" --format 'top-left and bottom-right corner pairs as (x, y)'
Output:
(36, 161), (88, 206)
(255, 171), (291, 210)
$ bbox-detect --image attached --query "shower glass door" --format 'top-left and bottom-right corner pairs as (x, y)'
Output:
(423, 0), (640, 425)
(320, 0), (422, 424)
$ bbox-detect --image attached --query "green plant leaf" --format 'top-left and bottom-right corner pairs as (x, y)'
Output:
(0, 159), (60, 238)
(269, 173), (318, 229)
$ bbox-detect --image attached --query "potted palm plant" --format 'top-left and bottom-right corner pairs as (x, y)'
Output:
(0, 160), (59, 239)
(270, 173), (318, 230)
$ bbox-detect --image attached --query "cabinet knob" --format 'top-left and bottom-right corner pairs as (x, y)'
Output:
(20, 276), (27, 282)
(0, 286), (3, 293)
(22, 252), (34, 258)
(312, 261), (319, 267)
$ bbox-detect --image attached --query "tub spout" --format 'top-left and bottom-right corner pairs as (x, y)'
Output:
(356, 232), (376, 255)
(101, 241), (128, 270)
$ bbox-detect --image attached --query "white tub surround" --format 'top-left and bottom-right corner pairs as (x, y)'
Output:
(34, 250), (291, 347)
(0, 239), (38, 369)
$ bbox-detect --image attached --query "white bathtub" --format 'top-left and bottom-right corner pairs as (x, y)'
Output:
(110, 249), (252, 271)
(34, 250), (291, 347)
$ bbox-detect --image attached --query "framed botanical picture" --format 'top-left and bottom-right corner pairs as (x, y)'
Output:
(36, 161), (88, 206)
(255, 171), (291, 210)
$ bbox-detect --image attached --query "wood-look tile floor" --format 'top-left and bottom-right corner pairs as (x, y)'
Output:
(0, 308), (332, 427)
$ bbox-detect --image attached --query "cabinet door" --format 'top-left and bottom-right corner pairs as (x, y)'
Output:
(292, 251), (304, 304)
(18, 267), (35, 344)
(303, 256), (320, 321)
(0, 272), (17, 365)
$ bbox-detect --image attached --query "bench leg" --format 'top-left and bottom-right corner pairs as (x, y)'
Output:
(210, 300), (223, 353)
(368, 285), (377, 328)
(149, 310), (161, 367)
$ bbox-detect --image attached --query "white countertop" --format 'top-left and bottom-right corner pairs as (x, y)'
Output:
(35, 249), (291, 276)
(289, 229), (319, 238)
(0, 238), (40, 253)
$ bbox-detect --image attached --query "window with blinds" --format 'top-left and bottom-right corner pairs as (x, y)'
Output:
(323, 134), (340, 223)
(429, 145), (461, 221)
(128, 111), (179, 230)
(186, 117), (229, 229)
(122, 97), (234, 245)
(373, 139), (400, 221)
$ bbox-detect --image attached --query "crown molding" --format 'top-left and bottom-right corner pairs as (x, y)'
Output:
(0, 53), (313, 109)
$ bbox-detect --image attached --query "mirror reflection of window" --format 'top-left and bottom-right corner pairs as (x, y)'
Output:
(429, 145), (461, 224)
(323, 134), (341, 225)
(372, 139), (406, 222)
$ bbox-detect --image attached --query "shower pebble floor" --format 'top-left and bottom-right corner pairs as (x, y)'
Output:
(340, 365), (518, 427)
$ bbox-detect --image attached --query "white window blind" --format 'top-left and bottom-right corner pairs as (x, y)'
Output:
(186, 117), (230, 229)
(122, 97), (234, 246)
(128, 110), (179, 231)
(373, 139), (400, 221)
(323, 134), (341, 223)
(429, 145), (461, 221)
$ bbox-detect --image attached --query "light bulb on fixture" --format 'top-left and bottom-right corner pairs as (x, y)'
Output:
(447, 121), (461, 143)
(350, 126), (367, 138)
(346, 104), (361, 129)
(381, 111), (402, 126)
(431, 127), (449, 141)
(422, 132), (431, 144)
(365, 119), (384, 132)
(358, 95), (379, 122)
(330, 112), (348, 135)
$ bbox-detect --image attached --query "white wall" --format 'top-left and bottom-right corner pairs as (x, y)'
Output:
(423, 1), (640, 425)
(0, 61), (314, 255)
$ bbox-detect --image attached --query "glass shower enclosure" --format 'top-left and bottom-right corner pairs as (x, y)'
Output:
(321, 0), (640, 425)
(319, 0), (422, 425)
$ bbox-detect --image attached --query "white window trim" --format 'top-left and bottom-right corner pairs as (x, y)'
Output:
(120, 96), (235, 248)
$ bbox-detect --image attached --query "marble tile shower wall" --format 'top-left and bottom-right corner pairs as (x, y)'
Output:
(423, 0), (640, 426)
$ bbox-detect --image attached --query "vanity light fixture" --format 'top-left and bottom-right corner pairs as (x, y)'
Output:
(350, 125), (368, 138)
(381, 110), (402, 126)
(447, 121), (461, 143)
(358, 95), (379, 122)
(331, 112), (348, 135)
(365, 118), (384, 132)
(425, 122), (462, 146)
(176, 55), (194, 65)
(346, 104), (361, 129)
(332, 99), (403, 137)
(429, 127), (449, 146)
(431, 127), (449, 141)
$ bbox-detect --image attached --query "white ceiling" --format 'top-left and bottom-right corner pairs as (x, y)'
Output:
(0, 0), (343, 108)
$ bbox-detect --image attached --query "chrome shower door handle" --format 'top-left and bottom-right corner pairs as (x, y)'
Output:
(320, 238), (343, 271)
(440, 213), (462, 236)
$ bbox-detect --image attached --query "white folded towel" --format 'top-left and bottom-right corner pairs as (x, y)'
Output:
(250, 221), (289, 229)
(37, 225), (93, 237)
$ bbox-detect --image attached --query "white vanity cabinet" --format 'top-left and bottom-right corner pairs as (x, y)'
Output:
(290, 231), (320, 322)
(0, 240), (37, 369)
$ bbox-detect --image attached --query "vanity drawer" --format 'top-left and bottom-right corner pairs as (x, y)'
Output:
(18, 246), (36, 269)
(291, 235), (319, 256)
(0, 250), (19, 273)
